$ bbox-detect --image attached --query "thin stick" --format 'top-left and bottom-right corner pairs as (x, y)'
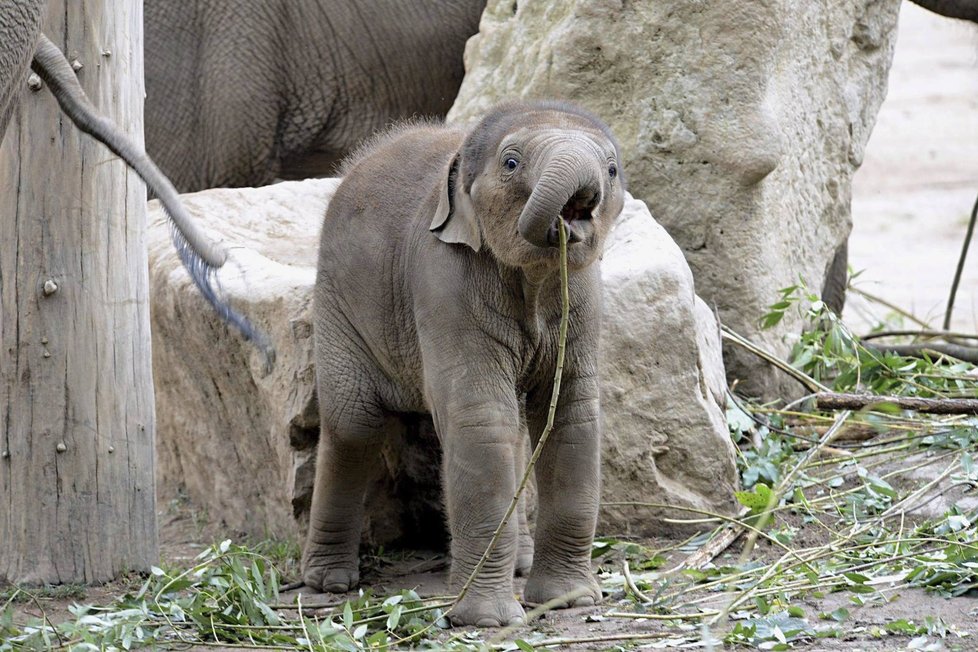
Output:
(529, 632), (674, 648)
(865, 342), (978, 364)
(739, 410), (851, 566)
(447, 220), (572, 620)
(720, 325), (830, 393)
(860, 329), (978, 342)
(622, 561), (654, 603)
(488, 587), (590, 645)
(944, 191), (978, 330)
(671, 507), (750, 571)
(847, 285), (933, 329)
(606, 610), (719, 620)
(601, 501), (810, 572)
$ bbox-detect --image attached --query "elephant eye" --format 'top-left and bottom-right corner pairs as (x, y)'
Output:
(505, 157), (519, 171)
(608, 163), (618, 179)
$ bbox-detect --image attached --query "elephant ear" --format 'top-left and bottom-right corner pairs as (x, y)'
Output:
(430, 154), (481, 251)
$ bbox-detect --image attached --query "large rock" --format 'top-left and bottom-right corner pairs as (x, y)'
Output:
(449, 0), (901, 398)
(148, 179), (737, 544)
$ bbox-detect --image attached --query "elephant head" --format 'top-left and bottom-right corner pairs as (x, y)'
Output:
(430, 101), (626, 272)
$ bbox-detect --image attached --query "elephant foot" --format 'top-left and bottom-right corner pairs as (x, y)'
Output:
(523, 568), (601, 608)
(514, 534), (534, 577)
(302, 548), (359, 593)
(449, 590), (526, 627)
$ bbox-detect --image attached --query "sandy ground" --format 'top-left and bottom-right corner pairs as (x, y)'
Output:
(846, 3), (978, 332)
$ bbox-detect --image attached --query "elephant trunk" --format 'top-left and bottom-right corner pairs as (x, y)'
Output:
(518, 154), (602, 248)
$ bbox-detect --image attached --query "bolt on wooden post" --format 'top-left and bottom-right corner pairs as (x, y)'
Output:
(0, 0), (158, 583)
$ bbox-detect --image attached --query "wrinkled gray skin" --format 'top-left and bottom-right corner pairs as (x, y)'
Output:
(0, 3), (265, 350)
(0, 2), (43, 135)
(910, 0), (978, 21)
(305, 101), (625, 627)
(144, 0), (486, 192)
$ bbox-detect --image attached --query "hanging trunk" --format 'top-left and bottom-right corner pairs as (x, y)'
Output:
(0, 0), (157, 583)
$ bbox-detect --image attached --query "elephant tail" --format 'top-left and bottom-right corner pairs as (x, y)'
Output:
(29, 34), (274, 367)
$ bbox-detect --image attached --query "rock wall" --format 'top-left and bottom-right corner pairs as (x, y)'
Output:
(148, 179), (737, 545)
(449, 0), (901, 397)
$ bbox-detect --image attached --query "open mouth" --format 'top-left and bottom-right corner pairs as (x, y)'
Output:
(546, 190), (600, 247)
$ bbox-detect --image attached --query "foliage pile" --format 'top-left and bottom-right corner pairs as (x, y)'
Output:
(2, 282), (977, 650)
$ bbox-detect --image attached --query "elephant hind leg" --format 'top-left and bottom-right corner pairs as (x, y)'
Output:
(302, 402), (388, 594)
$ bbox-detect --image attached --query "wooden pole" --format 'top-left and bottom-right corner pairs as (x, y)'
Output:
(0, 0), (157, 583)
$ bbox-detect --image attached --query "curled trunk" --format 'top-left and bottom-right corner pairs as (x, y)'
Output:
(518, 155), (600, 248)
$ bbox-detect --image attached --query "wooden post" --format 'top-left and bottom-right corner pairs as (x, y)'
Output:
(0, 0), (157, 583)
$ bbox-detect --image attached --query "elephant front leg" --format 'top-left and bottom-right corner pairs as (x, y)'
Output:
(514, 412), (534, 577)
(435, 396), (526, 627)
(523, 374), (602, 608)
(302, 419), (383, 593)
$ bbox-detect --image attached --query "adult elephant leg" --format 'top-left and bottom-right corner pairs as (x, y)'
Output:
(430, 379), (525, 627)
(822, 239), (848, 316)
(523, 372), (602, 608)
(302, 365), (386, 593)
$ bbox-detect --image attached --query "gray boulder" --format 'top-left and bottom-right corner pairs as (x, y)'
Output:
(148, 179), (737, 543)
(449, 0), (901, 397)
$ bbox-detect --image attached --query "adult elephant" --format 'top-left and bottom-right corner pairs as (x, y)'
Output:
(0, 2), (265, 349)
(0, 2), (44, 135)
(910, 0), (978, 21)
(144, 0), (487, 192)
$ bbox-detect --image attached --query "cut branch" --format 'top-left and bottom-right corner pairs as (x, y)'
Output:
(816, 392), (978, 415)
(864, 342), (978, 364)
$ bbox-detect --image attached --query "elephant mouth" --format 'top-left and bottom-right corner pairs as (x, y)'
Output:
(545, 190), (600, 247)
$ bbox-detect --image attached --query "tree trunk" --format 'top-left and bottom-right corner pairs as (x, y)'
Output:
(0, 0), (157, 583)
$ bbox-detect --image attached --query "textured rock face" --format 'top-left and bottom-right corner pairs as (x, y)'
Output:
(449, 0), (901, 397)
(600, 200), (738, 533)
(148, 179), (737, 544)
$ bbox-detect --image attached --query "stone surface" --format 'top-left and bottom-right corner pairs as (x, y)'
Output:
(449, 0), (902, 398)
(148, 179), (737, 544)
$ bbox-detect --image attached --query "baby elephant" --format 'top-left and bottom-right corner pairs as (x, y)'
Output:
(304, 101), (626, 626)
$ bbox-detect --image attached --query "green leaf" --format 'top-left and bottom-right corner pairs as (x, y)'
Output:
(885, 619), (923, 635)
(736, 484), (775, 514)
(382, 594), (404, 607)
(761, 310), (786, 330)
(386, 605), (402, 631)
(343, 601), (353, 630)
(367, 630), (389, 647)
(755, 596), (771, 615)
(819, 607), (849, 622)
(515, 640), (536, 652)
